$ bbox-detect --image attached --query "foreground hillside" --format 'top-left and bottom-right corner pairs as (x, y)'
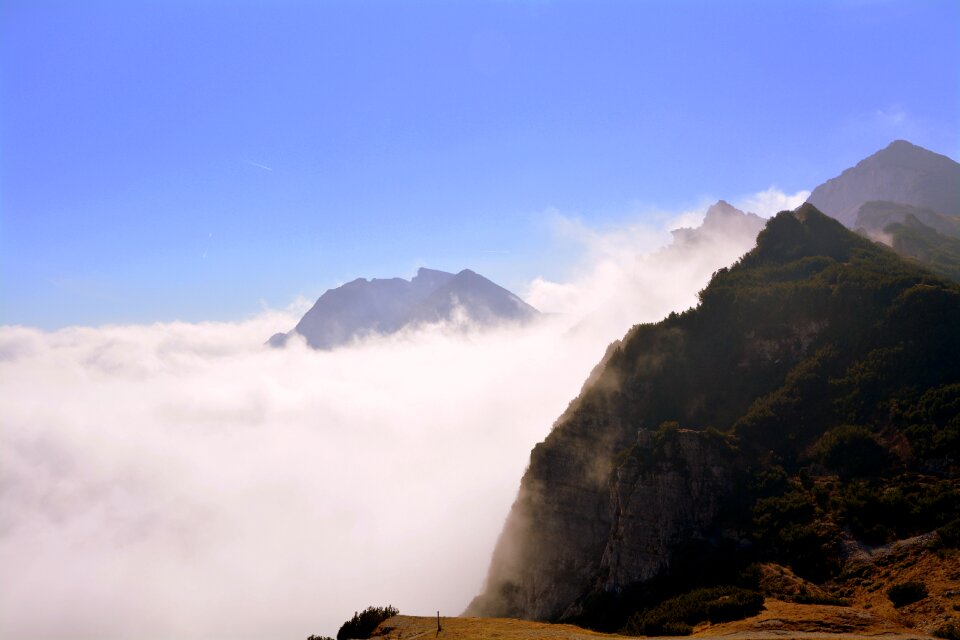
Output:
(370, 538), (958, 638)
(467, 205), (959, 635)
(372, 594), (940, 640)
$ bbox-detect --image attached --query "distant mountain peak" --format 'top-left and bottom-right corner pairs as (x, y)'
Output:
(806, 139), (960, 227)
(269, 267), (538, 349)
(706, 199), (739, 215)
(887, 138), (916, 150)
(671, 200), (766, 247)
(413, 266), (452, 279)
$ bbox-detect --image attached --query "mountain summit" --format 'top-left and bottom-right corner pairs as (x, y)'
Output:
(269, 267), (539, 349)
(806, 139), (960, 227)
(670, 200), (766, 246)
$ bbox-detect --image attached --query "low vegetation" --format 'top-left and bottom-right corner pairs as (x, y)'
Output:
(336, 605), (399, 640)
(938, 518), (960, 548)
(621, 586), (764, 636)
(886, 581), (928, 608)
(935, 620), (960, 640)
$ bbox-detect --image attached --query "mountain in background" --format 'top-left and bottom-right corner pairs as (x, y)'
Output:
(670, 199), (766, 247)
(806, 140), (960, 283)
(807, 140), (960, 227)
(467, 205), (960, 635)
(269, 267), (539, 349)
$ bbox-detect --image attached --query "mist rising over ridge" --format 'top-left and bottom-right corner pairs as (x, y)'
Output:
(541, 199), (767, 342)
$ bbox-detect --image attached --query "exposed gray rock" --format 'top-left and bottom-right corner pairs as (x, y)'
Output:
(465, 422), (739, 621)
(591, 429), (739, 598)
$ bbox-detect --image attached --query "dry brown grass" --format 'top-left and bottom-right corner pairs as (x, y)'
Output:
(372, 605), (928, 640)
(693, 598), (913, 636)
(830, 537), (960, 635)
(372, 541), (958, 640)
(372, 615), (637, 640)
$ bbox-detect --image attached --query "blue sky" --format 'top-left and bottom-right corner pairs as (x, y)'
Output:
(2, 0), (958, 329)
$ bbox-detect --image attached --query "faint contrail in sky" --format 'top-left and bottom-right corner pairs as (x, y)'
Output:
(245, 160), (274, 171)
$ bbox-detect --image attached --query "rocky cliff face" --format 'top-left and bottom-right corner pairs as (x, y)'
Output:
(593, 429), (739, 596)
(466, 414), (740, 621)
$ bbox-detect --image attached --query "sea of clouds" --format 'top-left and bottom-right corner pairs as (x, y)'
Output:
(0, 190), (806, 639)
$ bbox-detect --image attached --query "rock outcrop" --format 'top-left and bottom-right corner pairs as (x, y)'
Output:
(466, 419), (740, 621)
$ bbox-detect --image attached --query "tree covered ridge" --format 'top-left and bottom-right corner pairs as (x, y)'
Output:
(590, 204), (959, 464)
(545, 205), (959, 632)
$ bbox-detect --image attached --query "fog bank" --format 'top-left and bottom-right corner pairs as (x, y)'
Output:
(0, 199), (778, 639)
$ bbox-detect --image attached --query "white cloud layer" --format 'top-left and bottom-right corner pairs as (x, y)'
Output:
(735, 186), (810, 218)
(0, 192), (778, 639)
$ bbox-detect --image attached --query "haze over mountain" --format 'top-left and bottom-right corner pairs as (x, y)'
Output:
(670, 200), (766, 247)
(519, 198), (771, 354)
(269, 268), (539, 349)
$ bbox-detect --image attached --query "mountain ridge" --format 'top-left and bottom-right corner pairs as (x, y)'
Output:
(467, 204), (960, 634)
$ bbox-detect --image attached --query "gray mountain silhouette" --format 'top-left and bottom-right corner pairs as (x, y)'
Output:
(269, 267), (539, 349)
(806, 139), (960, 227)
(670, 200), (766, 246)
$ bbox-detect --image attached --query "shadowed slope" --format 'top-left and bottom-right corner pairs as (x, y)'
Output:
(467, 205), (959, 632)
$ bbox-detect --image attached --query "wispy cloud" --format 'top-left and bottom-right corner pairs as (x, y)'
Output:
(244, 160), (274, 172)
(525, 194), (771, 339)
(735, 186), (810, 217)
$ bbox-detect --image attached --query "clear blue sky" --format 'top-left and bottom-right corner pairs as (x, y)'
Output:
(2, 0), (958, 329)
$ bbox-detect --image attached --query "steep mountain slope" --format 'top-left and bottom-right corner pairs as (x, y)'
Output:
(467, 205), (960, 633)
(269, 267), (538, 349)
(807, 140), (960, 227)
